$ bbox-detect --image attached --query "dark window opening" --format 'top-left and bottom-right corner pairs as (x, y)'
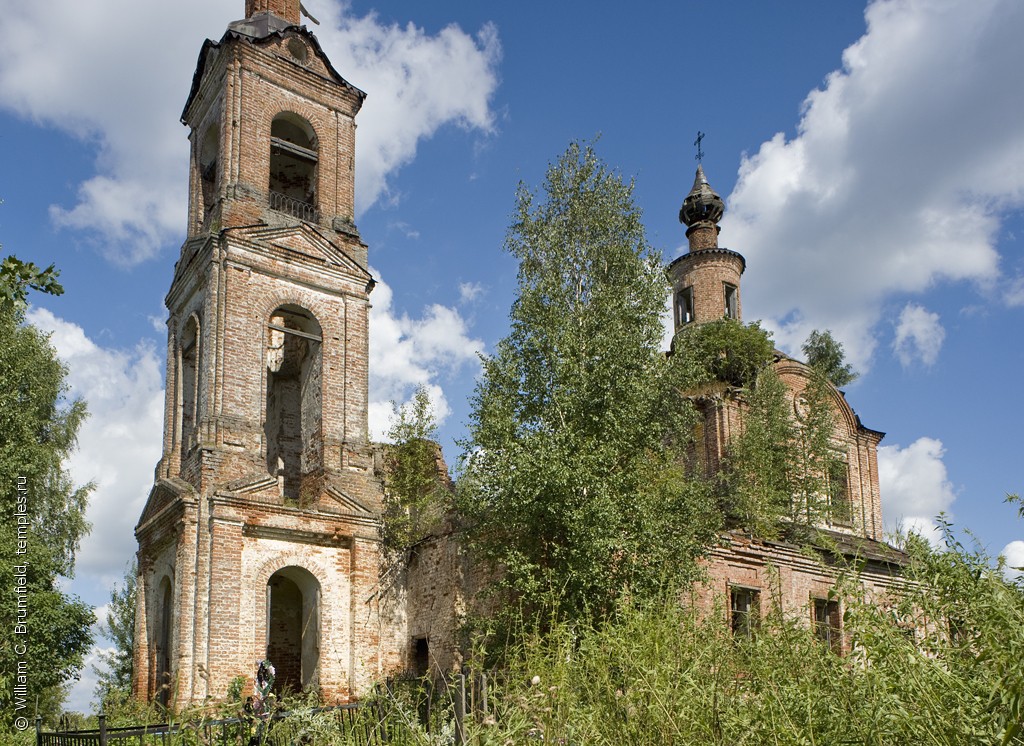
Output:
(813, 597), (842, 652)
(730, 586), (760, 638)
(676, 286), (694, 327)
(269, 114), (318, 222)
(724, 283), (738, 320)
(265, 306), (323, 503)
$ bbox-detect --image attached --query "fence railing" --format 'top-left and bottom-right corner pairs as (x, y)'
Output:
(269, 190), (320, 223)
(39, 671), (496, 745)
(37, 702), (384, 746)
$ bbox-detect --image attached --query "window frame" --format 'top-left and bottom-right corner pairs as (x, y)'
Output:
(812, 596), (842, 653)
(723, 282), (738, 320)
(730, 585), (760, 639)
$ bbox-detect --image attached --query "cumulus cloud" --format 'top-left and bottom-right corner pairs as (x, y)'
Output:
(1002, 540), (1024, 582)
(0, 0), (500, 265)
(368, 270), (484, 440)
(722, 0), (1024, 370)
(893, 303), (945, 367)
(308, 1), (502, 213)
(878, 437), (957, 545)
(27, 308), (165, 585)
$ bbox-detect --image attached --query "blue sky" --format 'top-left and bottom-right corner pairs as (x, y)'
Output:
(2, 0), (1022, 711)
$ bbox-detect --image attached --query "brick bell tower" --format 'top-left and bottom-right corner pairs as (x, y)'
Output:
(133, 0), (403, 706)
(667, 165), (746, 331)
(667, 165), (748, 477)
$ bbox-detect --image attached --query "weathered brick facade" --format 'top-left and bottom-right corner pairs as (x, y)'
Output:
(669, 165), (902, 642)
(134, 5), (904, 708)
(133, 4), (406, 706)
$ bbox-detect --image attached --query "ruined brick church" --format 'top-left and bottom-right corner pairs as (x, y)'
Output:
(133, 0), (904, 706)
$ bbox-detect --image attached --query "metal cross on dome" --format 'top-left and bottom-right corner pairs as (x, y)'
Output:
(694, 131), (705, 163)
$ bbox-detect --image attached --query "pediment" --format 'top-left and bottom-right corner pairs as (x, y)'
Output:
(138, 477), (194, 527)
(321, 485), (375, 516)
(222, 471), (281, 503)
(226, 224), (371, 281)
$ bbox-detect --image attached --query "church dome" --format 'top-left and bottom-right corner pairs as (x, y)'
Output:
(679, 164), (725, 227)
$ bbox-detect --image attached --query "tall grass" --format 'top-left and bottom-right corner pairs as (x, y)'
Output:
(465, 534), (1024, 745)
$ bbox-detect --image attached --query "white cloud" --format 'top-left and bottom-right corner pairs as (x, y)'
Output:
(1005, 275), (1024, 307)
(63, 605), (114, 714)
(27, 308), (165, 586)
(65, 643), (115, 714)
(722, 0), (1024, 369)
(878, 436), (957, 545)
(1001, 540), (1024, 582)
(459, 281), (484, 304)
(309, 1), (501, 213)
(368, 270), (483, 440)
(893, 303), (945, 367)
(0, 0), (500, 265)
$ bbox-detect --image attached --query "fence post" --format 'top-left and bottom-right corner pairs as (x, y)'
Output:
(97, 712), (107, 746)
(480, 672), (488, 715)
(34, 715), (41, 746)
(454, 672), (466, 746)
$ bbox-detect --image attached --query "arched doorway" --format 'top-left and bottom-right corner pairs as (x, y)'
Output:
(154, 576), (173, 705)
(266, 566), (321, 695)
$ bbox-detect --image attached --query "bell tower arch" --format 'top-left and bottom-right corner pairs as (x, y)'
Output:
(134, 1), (402, 707)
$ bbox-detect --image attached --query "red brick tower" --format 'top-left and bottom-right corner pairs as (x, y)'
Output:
(133, 1), (403, 706)
(667, 166), (746, 330)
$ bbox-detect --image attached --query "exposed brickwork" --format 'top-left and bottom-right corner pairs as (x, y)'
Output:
(668, 249), (745, 328)
(696, 532), (905, 654)
(245, 0), (300, 25)
(135, 13), (404, 708)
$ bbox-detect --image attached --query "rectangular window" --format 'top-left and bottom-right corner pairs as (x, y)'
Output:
(730, 586), (760, 638)
(724, 283), (738, 319)
(812, 597), (842, 652)
(676, 286), (694, 326)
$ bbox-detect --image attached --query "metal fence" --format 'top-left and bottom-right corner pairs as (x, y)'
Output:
(36, 703), (388, 746)
(37, 671), (496, 745)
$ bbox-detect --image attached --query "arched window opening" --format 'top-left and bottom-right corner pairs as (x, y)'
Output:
(155, 577), (174, 706)
(269, 113), (318, 222)
(265, 306), (322, 502)
(179, 317), (200, 464)
(266, 567), (320, 695)
(199, 124), (219, 214)
(828, 457), (852, 525)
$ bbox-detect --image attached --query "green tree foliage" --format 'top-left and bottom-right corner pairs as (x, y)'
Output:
(380, 386), (450, 580)
(803, 329), (858, 388)
(719, 367), (799, 537)
(1, 256), (64, 315)
(0, 299), (93, 731)
(93, 563), (137, 712)
(458, 142), (718, 626)
(669, 318), (776, 391)
(791, 364), (846, 529)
